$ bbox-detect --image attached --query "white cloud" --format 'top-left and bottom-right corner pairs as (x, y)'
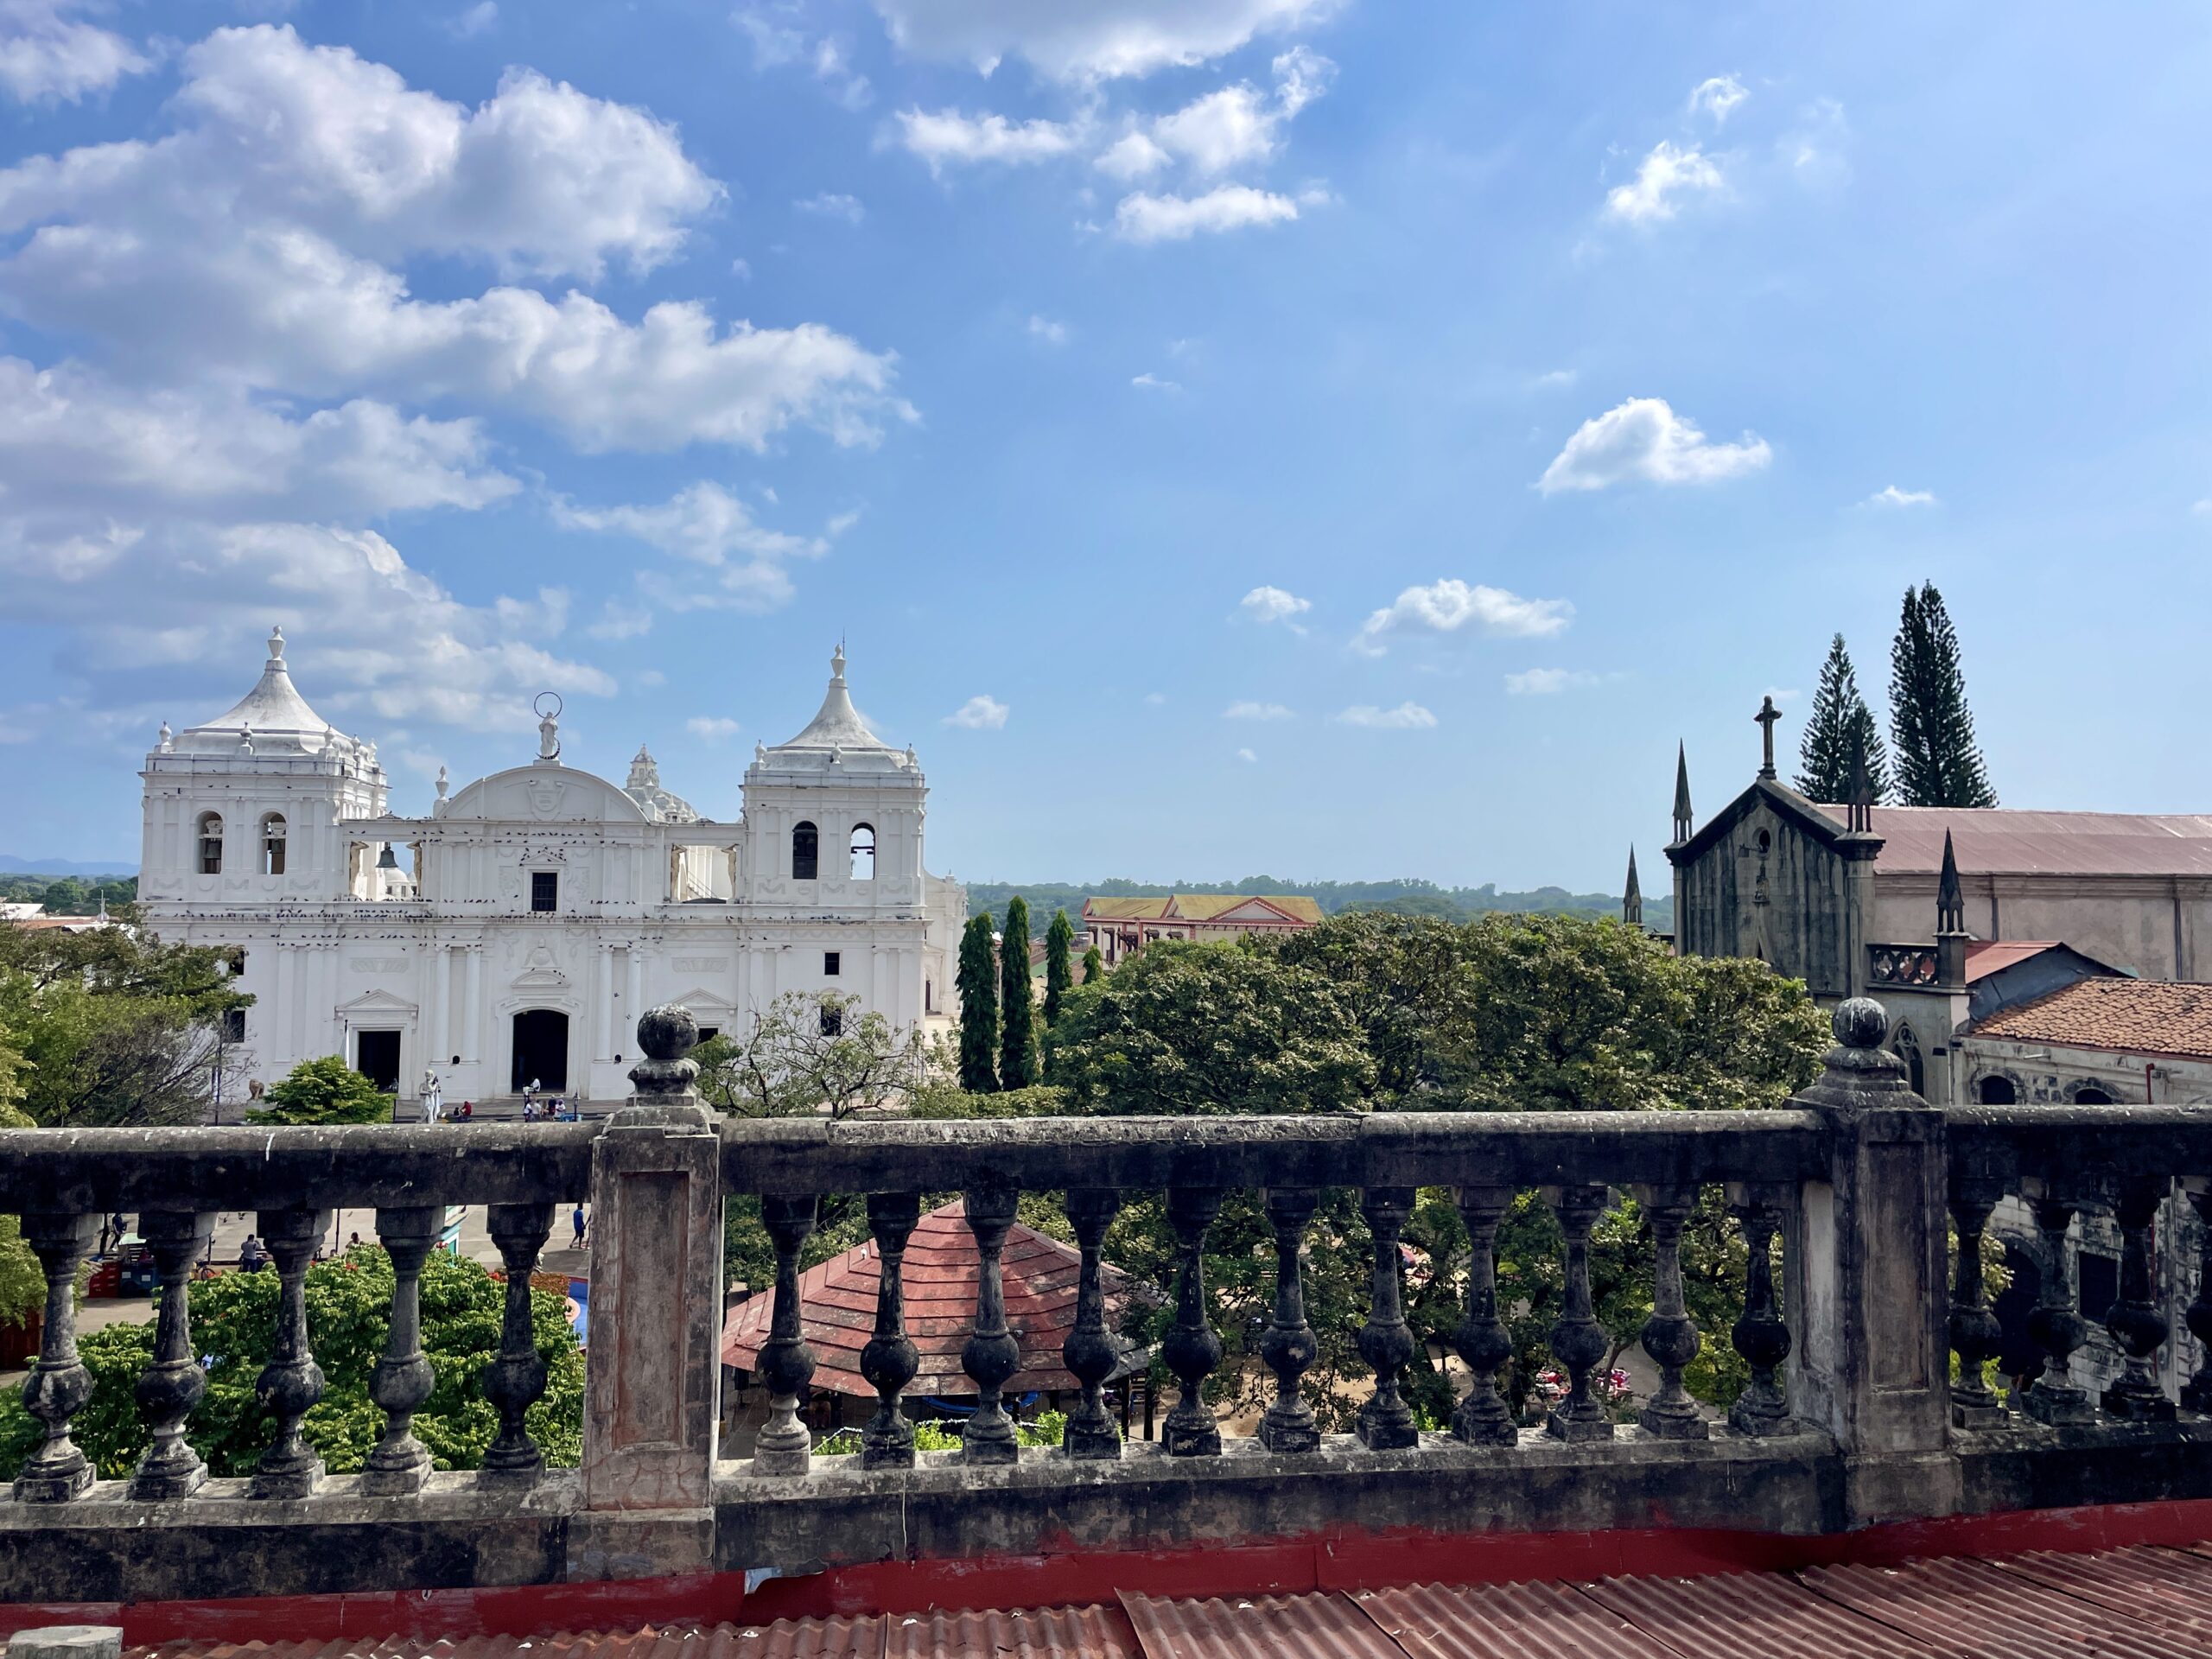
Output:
(795, 191), (866, 222)
(1131, 372), (1181, 391)
(1780, 98), (1851, 185)
(1095, 130), (1170, 181)
(1153, 85), (1279, 175)
(1332, 701), (1437, 729)
(868, 0), (1338, 81)
(893, 107), (1084, 174)
(1224, 700), (1293, 721)
(1505, 668), (1601, 696)
(1353, 578), (1573, 655)
(1688, 74), (1747, 124)
(588, 601), (653, 641)
(944, 694), (1008, 729)
(447, 3), (498, 41)
(1143, 690), (1167, 705)
(1866, 484), (1936, 508)
(1114, 184), (1300, 242)
(1531, 368), (1578, 389)
(1538, 397), (1770, 493)
(556, 483), (832, 615)
(686, 715), (742, 741)
(1027, 315), (1068, 344)
(0, 1), (151, 104)
(1236, 746), (1257, 763)
(1604, 141), (1725, 224)
(1239, 584), (1311, 628)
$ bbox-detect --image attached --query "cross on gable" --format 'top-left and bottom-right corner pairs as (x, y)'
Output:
(1754, 695), (1783, 779)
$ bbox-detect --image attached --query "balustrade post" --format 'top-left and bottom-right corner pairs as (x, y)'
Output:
(860, 1192), (921, 1470)
(1543, 1184), (1614, 1442)
(1257, 1186), (1320, 1454)
(362, 1205), (440, 1496)
(482, 1201), (556, 1479)
(251, 1206), (331, 1500)
(753, 1193), (819, 1478)
(2185, 1185), (2212, 1414)
(1632, 1184), (1706, 1440)
(1452, 1185), (1516, 1447)
(15, 1212), (99, 1503)
(1946, 1176), (2007, 1429)
(2101, 1176), (2176, 1423)
(1728, 1188), (1795, 1436)
(1357, 1186), (1420, 1451)
(960, 1181), (1023, 1466)
(1161, 1185), (1224, 1457)
(130, 1210), (215, 1501)
(1061, 1187), (1124, 1460)
(2020, 1186), (2095, 1427)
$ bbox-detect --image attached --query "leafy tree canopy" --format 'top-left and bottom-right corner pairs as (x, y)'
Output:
(695, 990), (925, 1122)
(248, 1054), (390, 1125)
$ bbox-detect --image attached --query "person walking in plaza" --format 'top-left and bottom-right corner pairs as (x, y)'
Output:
(571, 1205), (587, 1249)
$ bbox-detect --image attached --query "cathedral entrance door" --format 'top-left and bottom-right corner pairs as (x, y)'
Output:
(355, 1029), (401, 1093)
(511, 1008), (569, 1093)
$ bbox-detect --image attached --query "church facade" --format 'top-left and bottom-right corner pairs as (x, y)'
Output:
(138, 631), (965, 1105)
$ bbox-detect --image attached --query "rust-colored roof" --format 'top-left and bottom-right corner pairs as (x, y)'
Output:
(1827, 805), (2212, 879)
(128, 1540), (2212, 1658)
(1080, 895), (1324, 925)
(720, 1198), (1129, 1399)
(1963, 940), (2065, 982)
(1969, 976), (2212, 1060)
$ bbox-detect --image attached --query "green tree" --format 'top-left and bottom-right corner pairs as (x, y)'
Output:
(0, 1246), (582, 1481)
(1796, 633), (1889, 804)
(1890, 582), (1997, 807)
(248, 1054), (391, 1125)
(695, 990), (924, 1120)
(956, 912), (999, 1093)
(0, 1045), (48, 1327)
(998, 895), (1039, 1090)
(1043, 908), (1076, 1027)
(1080, 944), (1103, 985)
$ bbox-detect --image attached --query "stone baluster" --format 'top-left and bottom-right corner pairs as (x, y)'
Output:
(1633, 1184), (1706, 1440)
(1544, 1185), (1613, 1442)
(1061, 1187), (1124, 1460)
(1357, 1187), (1419, 1451)
(363, 1205), (440, 1495)
(1452, 1185), (1516, 1447)
(1257, 1186), (1320, 1454)
(251, 1207), (331, 1499)
(481, 1202), (554, 1480)
(1947, 1177), (2007, 1428)
(752, 1194), (817, 1476)
(130, 1211), (216, 1501)
(1727, 1189), (1795, 1436)
(15, 1213), (99, 1503)
(859, 1192), (922, 1470)
(2101, 1176), (2176, 1423)
(2185, 1185), (2212, 1414)
(960, 1181), (1023, 1466)
(2021, 1189), (2095, 1426)
(1161, 1185), (1224, 1457)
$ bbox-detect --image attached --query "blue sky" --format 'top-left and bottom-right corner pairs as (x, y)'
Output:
(2, 1), (2208, 887)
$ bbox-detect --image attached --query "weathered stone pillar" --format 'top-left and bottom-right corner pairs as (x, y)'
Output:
(575, 1004), (723, 1580)
(1787, 998), (1955, 1527)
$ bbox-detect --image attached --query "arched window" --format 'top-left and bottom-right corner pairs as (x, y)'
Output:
(1978, 1075), (2018, 1105)
(791, 821), (818, 881)
(260, 813), (287, 876)
(1894, 1022), (1925, 1096)
(197, 812), (224, 874)
(850, 823), (876, 880)
(2074, 1085), (2115, 1106)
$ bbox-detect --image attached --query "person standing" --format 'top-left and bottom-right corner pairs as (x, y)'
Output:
(571, 1205), (587, 1249)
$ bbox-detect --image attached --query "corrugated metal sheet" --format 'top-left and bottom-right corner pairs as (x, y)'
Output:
(1998, 1547), (2212, 1646)
(882, 1605), (1139, 1657)
(1799, 1554), (2207, 1658)
(1576, 1569), (1932, 1657)
(1119, 1591), (1405, 1658)
(1350, 1580), (1681, 1659)
(1849, 806), (2212, 879)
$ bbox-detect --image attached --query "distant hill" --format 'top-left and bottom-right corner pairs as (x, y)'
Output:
(0, 855), (137, 876)
(965, 876), (1669, 933)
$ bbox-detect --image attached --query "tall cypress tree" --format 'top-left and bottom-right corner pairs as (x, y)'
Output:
(956, 912), (999, 1092)
(998, 894), (1039, 1089)
(1796, 633), (1890, 804)
(1889, 582), (1997, 808)
(1043, 907), (1075, 1026)
(1081, 945), (1103, 985)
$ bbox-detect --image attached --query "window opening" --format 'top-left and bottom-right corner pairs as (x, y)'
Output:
(791, 821), (818, 881)
(260, 814), (287, 876)
(198, 812), (224, 874)
(531, 871), (558, 912)
(850, 823), (876, 880)
(2075, 1085), (2115, 1105)
(819, 1002), (842, 1038)
(824, 950), (841, 976)
(1978, 1075), (2018, 1105)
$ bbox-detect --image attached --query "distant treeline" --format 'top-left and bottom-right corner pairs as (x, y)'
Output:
(964, 876), (1669, 932)
(0, 874), (137, 915)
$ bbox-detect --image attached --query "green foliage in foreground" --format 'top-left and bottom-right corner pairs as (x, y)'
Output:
(0, 1247), (582, 1481)
(248, 1054), (391, 1125)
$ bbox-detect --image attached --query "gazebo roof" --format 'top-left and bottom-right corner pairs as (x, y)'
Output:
(721, 1198), (1135, 1400)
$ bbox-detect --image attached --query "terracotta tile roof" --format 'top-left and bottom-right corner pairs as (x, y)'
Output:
(1080, 894), (1325, 925)
(1815, 805), (2212, 879)
(720, 1198), (1136, 1399)
(1971, 976), (2212, 1059)
(128, 1541), (2212, 1658)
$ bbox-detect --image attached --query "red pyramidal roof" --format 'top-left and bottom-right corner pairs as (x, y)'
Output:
(721, 1198), (1134, 1400)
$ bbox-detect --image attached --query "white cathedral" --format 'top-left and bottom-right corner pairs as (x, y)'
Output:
(137, 629), (966, 1105)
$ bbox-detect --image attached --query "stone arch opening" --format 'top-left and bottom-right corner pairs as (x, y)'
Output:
(851, 822), (875, 880)
(198, 811), (224, 874)
(260, 812), (287, 876)
(1977, 1073), (2018, 1104)
(791, 820), (818, 881)
(512, 1007), (570, 1094)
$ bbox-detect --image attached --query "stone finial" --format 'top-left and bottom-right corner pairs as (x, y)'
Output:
(156, 721), (172, 753)
(1670, 742), (1694, 844)
(435, 765), (449, 802)
(1623, 848), (1643, 928)
(1834, 997), (1887, 1052)
(1936, 830), (1965, 935)
(268, 625), (285, 663)
(1798, 995), (1915, 1111)
(831, 642), (847, 683)
(626, 1003), (700, 1099)
(9, 1629), (122, 1659)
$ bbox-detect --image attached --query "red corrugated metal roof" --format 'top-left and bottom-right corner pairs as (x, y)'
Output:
(1963, 940), (2063, 981)
(1351, 1580), (1682, 1659)
(1831, 805), (2212, 878)
(720, 1199), (1132, 1399)
(1121, 1592), (1406, 1658)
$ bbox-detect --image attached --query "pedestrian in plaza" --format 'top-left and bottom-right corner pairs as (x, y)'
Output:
(238, 1233), (263, 1273)
(571, 1205), (587, 1249)
(461, 1099), (474, 1122)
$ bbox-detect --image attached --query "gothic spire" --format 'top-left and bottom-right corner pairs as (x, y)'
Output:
(1669, 743), (1694, 845)
(1623, 848), (1643, 928)
(1936, 829), (1965, 935)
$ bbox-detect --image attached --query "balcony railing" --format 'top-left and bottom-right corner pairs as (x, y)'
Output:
(5, 1000), (2212, 1611)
